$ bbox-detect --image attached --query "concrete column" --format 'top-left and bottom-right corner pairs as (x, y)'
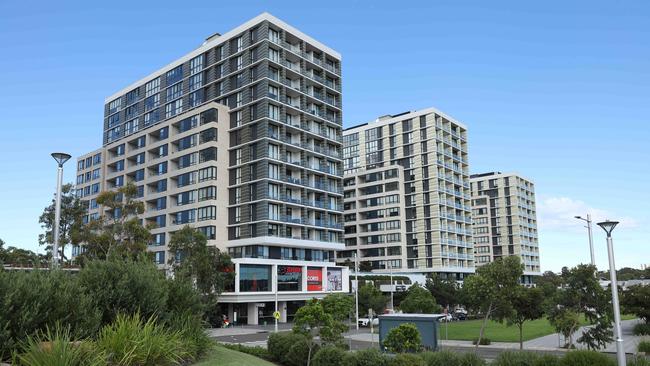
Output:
(234, 262), (240, 293)
(247, 302), (259, 325)
(322, 267), (328, 292)
(279, 301), (288, 323)
(302, 265), (308, 292)
(227, 303), (234, 321)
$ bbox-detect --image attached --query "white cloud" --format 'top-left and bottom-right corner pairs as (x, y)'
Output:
(536, 196), (639, 232)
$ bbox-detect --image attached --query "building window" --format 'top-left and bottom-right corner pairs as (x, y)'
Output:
(278, 266), (302, 291)
(126, 88), (140, 105)
(239, 264), (271, 292)
(189, 73), (203, 91)
(144, 110), (160, 126)
(268, 104), (279, 120)
(145, 78), (160, 97)
(165, 99), (183, 118)
(108, 98), (121, 114)
(189, 90), (203, 107)
(166, 83), (183, 101)
(268, 28), (279, 43)
(268, 163), (279, 180)
(197, 206), (216, 221)
(190, 55), (204, 75)
(166, 65), (183, 85)
(144, 94), (160, 111)
(154, 251), (165, 264)
(268, 203), (280, 220)
(235, 36), (243, 52)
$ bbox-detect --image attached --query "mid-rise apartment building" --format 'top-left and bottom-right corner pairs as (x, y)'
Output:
(74, 13), (349, 325)
(470, 172), (540, 283)
(338, 108), (474, 280)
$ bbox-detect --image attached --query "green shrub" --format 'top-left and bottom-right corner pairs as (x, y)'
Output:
(383, 323), (422, 353)
(420, 350), (486, 366)
(95, 313), (188, 366)
(77, 260), (170, 326)
(534, 354), (561, 366)
(388, 353), (426, 366)
(628, 356), (650, 366)
(267, 332), (308, 363)
(560, 350), (615, 366)
(15, 325), (105, 366)
(0, 270), (101, 360)
(638, 340), (650, 353)
(220, 343), (272, 361)
(472, 337), (491, 345)
(165, 277), (205, 322)
(164, 311), (212, 361)
(350, 348), (389, 366)
(633, 323), (650, 336)
(493, 351), (542, 366)
(286, 337), (318, 366)
(313, 345), (346, 366)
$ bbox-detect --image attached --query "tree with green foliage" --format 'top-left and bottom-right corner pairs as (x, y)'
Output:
(534, 270), (562, 298)
(461, 256), (523, 349)
(425, 274), (460, 308)
(38, 183), (87, 264)
(507, 286), (545, 349)
(382, 323), (422, 353)
(598, 267), (650, 281)
(554, 264), (613, 350)
(167, 225), (234, 317)
(622, 284), (650, 324)
(321, 293), (354, 322)
(77, 183), (152, 261)
(358, 284), (388, 316)
(359, 260), (373, 272)
(293, 299), (348, 366)
(400, 283), (441, 314)
(0, 239), (49, 267)
(549, 308), (581, 348)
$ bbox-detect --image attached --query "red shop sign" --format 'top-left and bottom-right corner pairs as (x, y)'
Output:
(307, 268), (322, 291)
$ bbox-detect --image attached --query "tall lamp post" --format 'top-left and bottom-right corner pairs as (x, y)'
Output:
(51, 152), (71, 268)
(575, 214), (595, 266)
(597, 220), (625, 366)
(354, 252), (359, 331)
(388, 261), (394, 311)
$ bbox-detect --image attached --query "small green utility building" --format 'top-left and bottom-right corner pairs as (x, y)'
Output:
(378, 313), (445, 352)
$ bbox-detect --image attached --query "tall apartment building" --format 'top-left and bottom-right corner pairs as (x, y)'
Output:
(74, 13), (349, 325)
(338, 108), (474, 280)
(470, 172), (540, 283)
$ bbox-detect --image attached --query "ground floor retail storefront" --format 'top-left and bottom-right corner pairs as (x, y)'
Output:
(224, 300), (307, 325)
(218, 258), (350, 325)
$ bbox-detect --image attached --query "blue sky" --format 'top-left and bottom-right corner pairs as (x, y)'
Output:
(0, 0), (648, 272)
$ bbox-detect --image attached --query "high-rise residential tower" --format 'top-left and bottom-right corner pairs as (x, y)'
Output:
(74, 13), (349, 324)
(470, 172), (540, 283)
(338, 108), (474, 280)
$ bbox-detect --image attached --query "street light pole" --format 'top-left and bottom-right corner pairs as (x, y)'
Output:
(597, 220), (625, 366)
(388, 261), (394, 311)
(575, 214), (595, 266)
(51, 153), (71, 269)
(274, 266), (279, 333)
(354, 252), (359, 331)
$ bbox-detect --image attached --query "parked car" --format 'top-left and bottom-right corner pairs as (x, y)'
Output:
(438, 313), (453, 322)
(452, 312), (467, 321)
(358, 317), (379, 327)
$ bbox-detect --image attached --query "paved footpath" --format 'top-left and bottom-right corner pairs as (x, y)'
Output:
(523, 319), (645, 354)
(209, 318), (648, 360)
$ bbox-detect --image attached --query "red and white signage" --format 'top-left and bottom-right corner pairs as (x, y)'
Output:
(307, 268), (322, 291)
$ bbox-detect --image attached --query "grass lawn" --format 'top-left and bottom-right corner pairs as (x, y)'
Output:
(193, 346), (277, 366)
(442, 315), (638, 343)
